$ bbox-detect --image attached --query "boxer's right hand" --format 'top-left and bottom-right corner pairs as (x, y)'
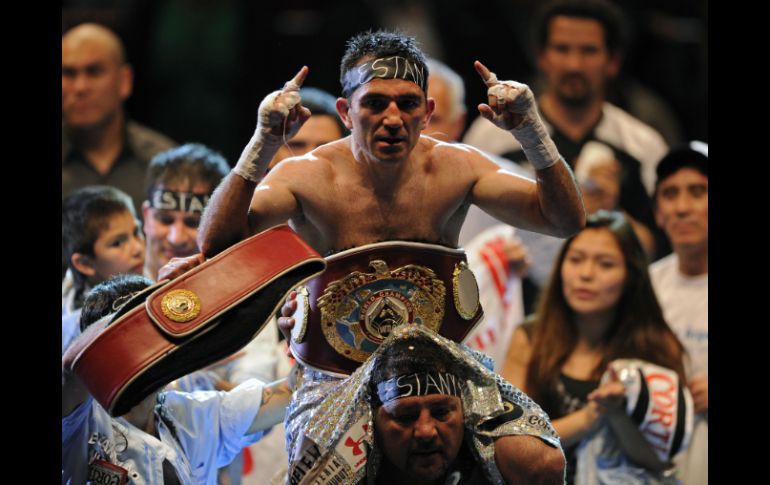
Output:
(158, 253), (205, 281)
(277, 290), (298, 342)
(257, 66), (312, 140)
(234, 67), (310, 182)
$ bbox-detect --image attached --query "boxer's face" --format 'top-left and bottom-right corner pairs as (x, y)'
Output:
(338, 78), (434, 164)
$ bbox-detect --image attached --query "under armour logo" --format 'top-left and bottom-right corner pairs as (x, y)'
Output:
(343, 424), (369, 456)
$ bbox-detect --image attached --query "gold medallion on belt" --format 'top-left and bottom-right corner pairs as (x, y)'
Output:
(160, 289), (202, 323)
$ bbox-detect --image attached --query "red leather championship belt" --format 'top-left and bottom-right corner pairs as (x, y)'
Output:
(71, 225), (326, 416)
(289, 241), (483, 376)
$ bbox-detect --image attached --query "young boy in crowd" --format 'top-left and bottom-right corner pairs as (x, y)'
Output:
(62, 185), (146, 353)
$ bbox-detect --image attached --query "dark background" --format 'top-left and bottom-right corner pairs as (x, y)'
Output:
(62, 0), (707, 165)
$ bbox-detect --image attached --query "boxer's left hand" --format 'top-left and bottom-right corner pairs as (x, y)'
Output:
(475, 60), (537, 131)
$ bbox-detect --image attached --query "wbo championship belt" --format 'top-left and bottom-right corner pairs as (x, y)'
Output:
(289, 241), (483, 376)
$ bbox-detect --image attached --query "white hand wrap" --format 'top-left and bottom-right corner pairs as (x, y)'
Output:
(487, 79), (560, 171)
(233, 85), (303, 183)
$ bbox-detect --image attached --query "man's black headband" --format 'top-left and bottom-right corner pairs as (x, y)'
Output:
(343, 56), (427, 97)
(376, 371), (465, 405)
(149, 189), (211, 213)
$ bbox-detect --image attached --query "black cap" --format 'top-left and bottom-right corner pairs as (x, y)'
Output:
(656, 141), (708, 186)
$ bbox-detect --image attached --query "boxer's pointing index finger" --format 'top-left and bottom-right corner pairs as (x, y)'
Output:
(285, 66), (309, 90)
(474, 61), (498, 86)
